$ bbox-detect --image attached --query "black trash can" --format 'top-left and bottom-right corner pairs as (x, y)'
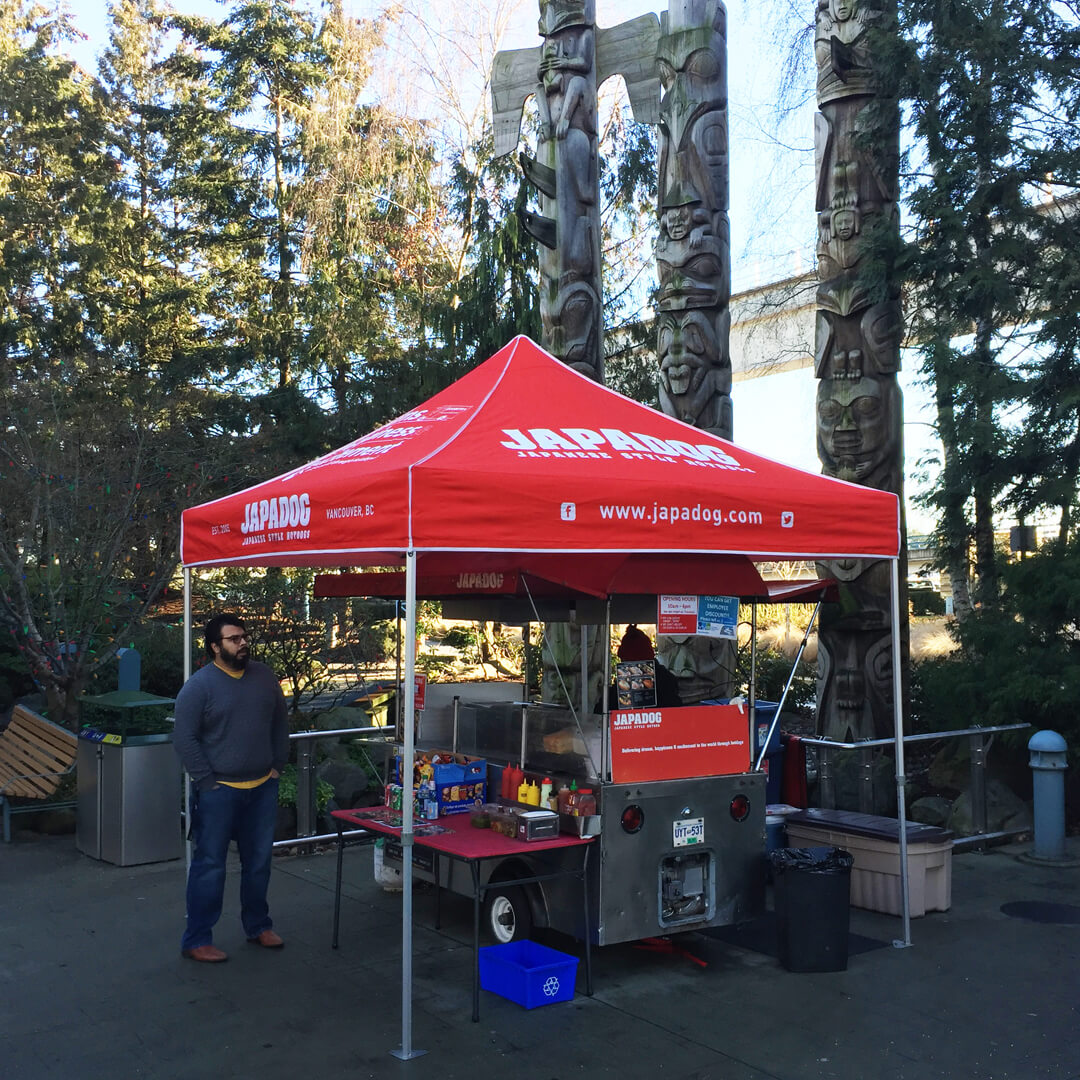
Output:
(770, 846), (853, 972)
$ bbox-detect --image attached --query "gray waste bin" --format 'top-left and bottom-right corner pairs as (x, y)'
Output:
(77, 732), (182, 866)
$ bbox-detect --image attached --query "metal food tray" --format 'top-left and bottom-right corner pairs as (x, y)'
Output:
(560, 813), (601, 837)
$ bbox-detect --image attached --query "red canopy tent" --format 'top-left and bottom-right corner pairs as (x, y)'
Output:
(179, 336), (909, 1056)
(182, 335), (899, 569)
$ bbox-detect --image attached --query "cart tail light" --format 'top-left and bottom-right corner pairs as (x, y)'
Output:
(621, 805), (644, 833)
(730, 795), (750, 822)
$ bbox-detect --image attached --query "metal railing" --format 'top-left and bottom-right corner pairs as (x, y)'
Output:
(797, 722), (1030, 849)
(272, 724), (392, 851)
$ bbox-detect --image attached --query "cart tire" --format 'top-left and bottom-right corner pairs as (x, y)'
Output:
(483, 885), (533, 944)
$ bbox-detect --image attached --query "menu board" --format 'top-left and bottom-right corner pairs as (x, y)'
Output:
(615, 660), (657, 709)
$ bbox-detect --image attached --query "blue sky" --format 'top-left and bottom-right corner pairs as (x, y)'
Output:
(69, 0), (939, 531)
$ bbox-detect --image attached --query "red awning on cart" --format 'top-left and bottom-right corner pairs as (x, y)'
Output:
(181, 336), (900, 573)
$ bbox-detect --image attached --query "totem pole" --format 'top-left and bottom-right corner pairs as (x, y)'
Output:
(492, 1), (661, 707)
(813, 0), (907, 742)
(492, 1), (661, 381)
(652, 0), (736, 703)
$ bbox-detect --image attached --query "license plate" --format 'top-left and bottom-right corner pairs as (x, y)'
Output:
(673, 817), (704, 847)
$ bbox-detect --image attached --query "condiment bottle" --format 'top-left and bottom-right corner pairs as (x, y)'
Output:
(500, 764), (515, 800)
(526, 780), (541, 806)
(575, 788), (596, 816)
(556, 783), (572, 815)
(539, 777), (553, 805)
(517, 777), (531, 804)
(507, 763), (523, 800)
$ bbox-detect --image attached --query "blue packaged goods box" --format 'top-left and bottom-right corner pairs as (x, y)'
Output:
(394, 752), (486, 816)
(479, 940), (578, 1009)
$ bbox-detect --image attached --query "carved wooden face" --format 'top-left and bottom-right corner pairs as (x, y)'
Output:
(657, 42), (725, 154)
(833, 207), (857, 240)
(663, 205), (693, 240)
(656, 235), (729, 310)
(831, 0), (857, 22)
(658, 310), (717, 398)
(816, 376), (898, 484)
(538, 0), (593, 37)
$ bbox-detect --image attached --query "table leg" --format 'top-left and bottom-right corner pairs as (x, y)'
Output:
(332, 821), (344, 950)
(582, 844), (593, 995)
(434, 851), (442, 930)
(471, 861), (482, 1023)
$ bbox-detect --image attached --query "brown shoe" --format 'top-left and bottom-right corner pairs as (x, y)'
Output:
(246, 929), (284, 949)
(182, 944), (228, 963)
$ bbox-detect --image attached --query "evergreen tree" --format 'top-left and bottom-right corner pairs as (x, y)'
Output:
(884, 0), (1080, 612)
(0, 1), (212, 723)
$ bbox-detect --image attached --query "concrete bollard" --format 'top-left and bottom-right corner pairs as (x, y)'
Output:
(1028, 730), (1067, 861)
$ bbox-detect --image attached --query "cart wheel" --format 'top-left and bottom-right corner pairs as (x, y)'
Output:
(484, 885), (533, 944)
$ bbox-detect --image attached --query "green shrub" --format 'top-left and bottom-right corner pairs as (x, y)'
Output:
(910, 588), (946, 616)
(277, 763), (335, 813)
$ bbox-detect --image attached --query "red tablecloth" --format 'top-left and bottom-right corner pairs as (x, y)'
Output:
(331, 807), (592, 858)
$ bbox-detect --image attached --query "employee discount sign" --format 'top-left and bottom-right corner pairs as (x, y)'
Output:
(609, 705), (750, 783)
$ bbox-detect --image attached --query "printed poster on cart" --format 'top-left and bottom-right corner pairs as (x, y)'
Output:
(615, 659), (657, 709)
(609, 704), (750, 783)
(657, 594), (739, 639)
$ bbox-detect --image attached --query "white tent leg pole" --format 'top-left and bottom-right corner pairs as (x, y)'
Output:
(749, 600), (757, 753)
(891, 558), (912, 948)
(602, 600), (611, 781)
(183, 568), (192, 870)
(392, 552), (426, 1060)
(580, 624), (589, 720)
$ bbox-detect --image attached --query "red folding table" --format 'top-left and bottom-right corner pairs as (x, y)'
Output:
(330, 808), (595, 1021)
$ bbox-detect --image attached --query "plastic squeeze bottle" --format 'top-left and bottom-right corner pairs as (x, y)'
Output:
(517, 777), (531, 804)
(508, 763), (523, 800)
(539, 777), (553, 806)
(526, 780), (541, 806)
(556, 782), (572, 815)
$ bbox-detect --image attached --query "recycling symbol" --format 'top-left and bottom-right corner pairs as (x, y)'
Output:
(542, 975), (560, 997)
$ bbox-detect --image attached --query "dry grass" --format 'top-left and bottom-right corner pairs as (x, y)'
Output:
(910, 618), (957, 660)
(758, 623), (818, 662)
(752, 617), (957, 664)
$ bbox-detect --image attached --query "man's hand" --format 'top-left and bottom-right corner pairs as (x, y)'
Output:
(270, 769), (280, 779)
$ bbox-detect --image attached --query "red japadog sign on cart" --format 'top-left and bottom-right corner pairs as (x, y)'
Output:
(413, 673), (427, 712)
(609, 704), (750, 783)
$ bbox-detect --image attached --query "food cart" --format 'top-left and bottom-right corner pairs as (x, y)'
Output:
(180, 336), (904, 1057)
(314, 566), (835, 947)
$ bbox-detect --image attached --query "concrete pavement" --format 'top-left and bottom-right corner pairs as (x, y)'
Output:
(1, 829), (1078, 1080)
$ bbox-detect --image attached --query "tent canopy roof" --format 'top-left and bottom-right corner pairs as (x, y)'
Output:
(181, 336), (900, 586)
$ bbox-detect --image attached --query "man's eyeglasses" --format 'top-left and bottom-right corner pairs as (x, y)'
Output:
(220, 633), (250, 644)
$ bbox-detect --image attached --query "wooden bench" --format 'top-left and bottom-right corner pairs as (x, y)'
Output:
(0, 705), (79, 843)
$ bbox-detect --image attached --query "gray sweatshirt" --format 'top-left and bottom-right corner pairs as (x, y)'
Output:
(173, 661), (290, 791)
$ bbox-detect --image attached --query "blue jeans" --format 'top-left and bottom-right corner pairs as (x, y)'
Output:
(182, 778), (279, 951)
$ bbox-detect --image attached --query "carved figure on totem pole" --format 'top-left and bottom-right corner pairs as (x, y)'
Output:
(652, 0), (735, 703)
(658, 633), (735, 705)
(490, 2), (661, 382)
(813, 0), (907, 744)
